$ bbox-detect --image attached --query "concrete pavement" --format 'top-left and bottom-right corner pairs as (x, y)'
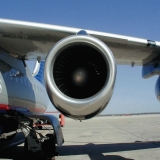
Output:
(1, 114), (160, 160)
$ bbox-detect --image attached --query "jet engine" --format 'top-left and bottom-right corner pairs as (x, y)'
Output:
(44, 33), (116, 120)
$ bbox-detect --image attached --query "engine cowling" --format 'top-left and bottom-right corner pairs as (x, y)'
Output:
(44, 34), (116, 120)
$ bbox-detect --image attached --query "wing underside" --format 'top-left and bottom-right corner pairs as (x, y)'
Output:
(0, 19), (160, 65)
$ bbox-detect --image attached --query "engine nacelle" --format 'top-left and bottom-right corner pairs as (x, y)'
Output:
(155, 76), (160, 101)
(44, 34), (116, 120)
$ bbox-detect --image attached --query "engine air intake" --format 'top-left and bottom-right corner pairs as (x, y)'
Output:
(53, 44), (108, 99)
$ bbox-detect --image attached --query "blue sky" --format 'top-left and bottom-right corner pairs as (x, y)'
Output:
(0, 0), (160, 114)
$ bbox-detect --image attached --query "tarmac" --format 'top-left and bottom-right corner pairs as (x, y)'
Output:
(0, 114), (160, 160)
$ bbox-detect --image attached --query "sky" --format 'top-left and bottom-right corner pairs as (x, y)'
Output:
(0, 0), (160, 114)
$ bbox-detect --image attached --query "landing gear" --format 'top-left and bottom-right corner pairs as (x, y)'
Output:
(0, 111), (63, 159)
(23, 120), (57, 160)
(24, 134), (57, 160)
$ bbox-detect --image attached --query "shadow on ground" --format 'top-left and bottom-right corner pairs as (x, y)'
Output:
(0, 141), (160, 160)
(57, 141), (160, 160)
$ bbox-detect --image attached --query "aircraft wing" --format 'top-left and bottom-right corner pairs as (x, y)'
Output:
(0, 18), (160, 65)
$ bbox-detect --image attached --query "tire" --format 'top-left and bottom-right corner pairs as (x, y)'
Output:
(24, 138), (28, 154)
(42, 134), (56, 158)
(38, 126), (43, 130)
(24, 138), (44, 160)
(2, 117), (18, 141)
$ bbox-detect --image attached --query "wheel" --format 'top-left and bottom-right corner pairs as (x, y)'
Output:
(37, 126), (43, 130)
(24, 138), (45, 160)
(42, 134), (56, 159)
(2, 117), (18, 141)
(24, 138), (28, 154)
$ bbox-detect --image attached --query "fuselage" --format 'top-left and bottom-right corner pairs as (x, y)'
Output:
(0, 50), (48, 115)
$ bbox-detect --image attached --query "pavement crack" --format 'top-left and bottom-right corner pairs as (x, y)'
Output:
(104, 121), (160, 148)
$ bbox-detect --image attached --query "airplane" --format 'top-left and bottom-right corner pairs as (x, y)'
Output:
(0, 18), (160, 159)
